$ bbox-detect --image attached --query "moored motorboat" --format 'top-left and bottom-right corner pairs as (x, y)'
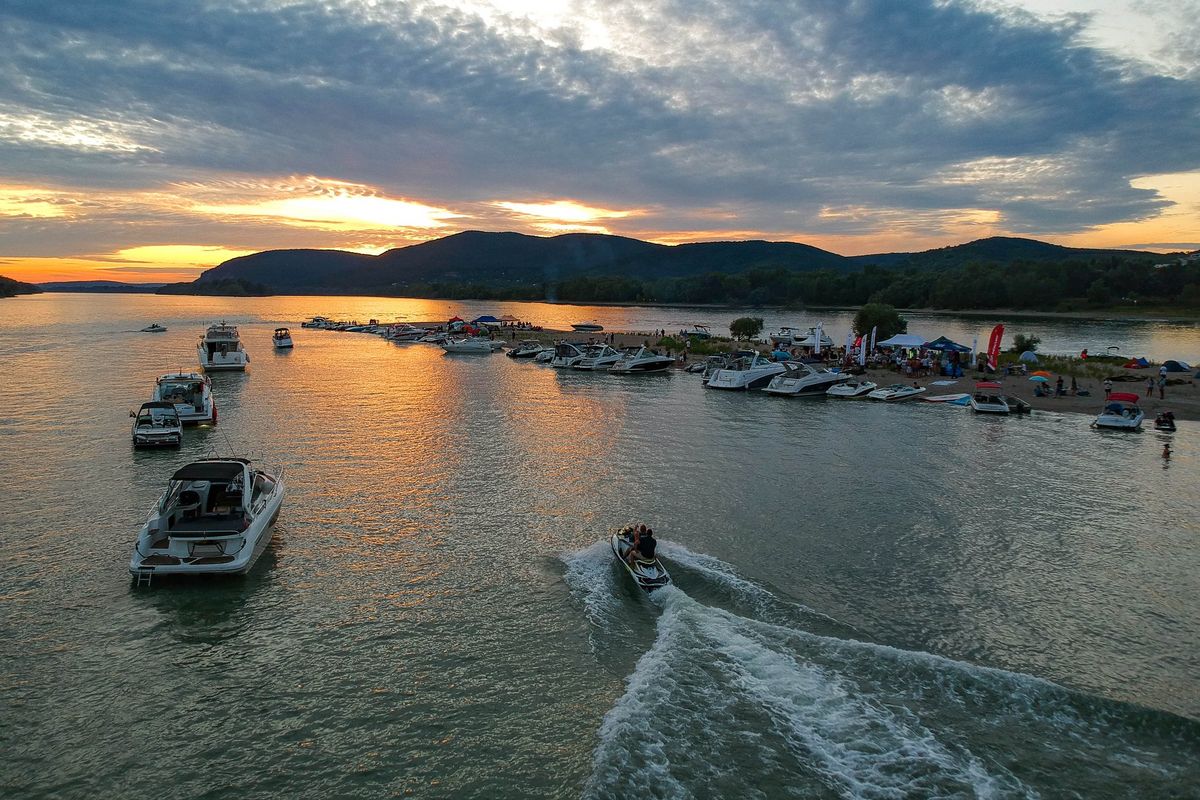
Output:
(152, 372), (215, 424)
(385, 324), (428, 342)
(1002, 395), (1032, 414)
(827, 380), (877, 398)
(610, 531), (670, 592)
(970, 382), (1010, 414)
(763, 362), (847, 397)
(550, 342), (588, 368)
(272, 327), (294, 348)
(130, 401), (182, 448)
(574, 344), (623, 370)
(1093, 393), (1144, 430)
(140, 323), (167, 333)
(533, 348), (555, 363)
(923, 393), (971, 405)
(197, 322), (249, 371)
(609, 346), (674, 374)
(507, 340), (549, 359)
(129, 458), (284, 583)
(1154, 411), (1176, 432)
(867, 384), (927, 401)
(705, 352), (787, 390)
(441, 338), (495, 354)
(571, 322), (604, 332)
(301, 316), (329, 328)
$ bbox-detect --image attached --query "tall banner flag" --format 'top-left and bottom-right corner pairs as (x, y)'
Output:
(858, 337), (867, 366)
(986, 324), (1004, 371)
(869, 326), (877, 352)
(971, 336), (978, 368)
(845, 330), (854, 354)
(813, 323), (823, 355)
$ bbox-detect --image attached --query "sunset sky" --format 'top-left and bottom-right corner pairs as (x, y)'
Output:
(2, 0), (1199, 283)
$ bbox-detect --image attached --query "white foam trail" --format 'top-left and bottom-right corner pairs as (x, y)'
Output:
(658, 541), (842, 626)
(560, 540), (622, 632)
(587, 587), (1038, 799)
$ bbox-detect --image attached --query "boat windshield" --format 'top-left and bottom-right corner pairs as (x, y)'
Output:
(137, 406), (178, 427)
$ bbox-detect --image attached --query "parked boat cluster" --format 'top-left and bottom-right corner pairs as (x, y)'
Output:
(129, 321), (286, 585)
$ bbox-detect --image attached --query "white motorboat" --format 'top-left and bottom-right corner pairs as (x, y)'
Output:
(550, 342), (588, 368)
(418, 332), (449, 344)
(386, 324), (428, 342)
(152, 372), (216, 424)
(763, 362), (847, 396)
(534, 349), (555, 363)
(301, 316), (329, 328)
(609, 346), (674, 374)
(970, 382), (1009, 414)
(441, 338), (495, 354)
(272, 327), (294, 348)
(792, 327), (835, 349)
(1002, 395), (1032, 414)
(924, 393), (971, 405)
(685, 325), (712, 339)
(867, 383), (928, 401)
(129, 458), (285, 583)
(1093, 393), (1144, 430)
(574, 344), (624, 371)
(705, 352), (787, 390)
(130, 402), (182, 448)
(197, 322), (249, 371)
(507, 340), (549, 359)
(571, 322), (604, 332)
(140, 323), (167, 333)
(827, 380), (877, 398)
(769, 326), (833, 348)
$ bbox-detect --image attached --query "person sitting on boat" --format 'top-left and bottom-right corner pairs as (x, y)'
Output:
(628, 527), (657, 565)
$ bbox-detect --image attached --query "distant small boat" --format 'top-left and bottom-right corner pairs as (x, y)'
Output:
(141, 324), (167, 333)
(272, 327), (293, 348)
(571, 322), (604, 332)
(924, 393), (970, 405)
(827, 380), (876, 398)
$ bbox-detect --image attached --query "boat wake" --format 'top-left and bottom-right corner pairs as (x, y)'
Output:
(563, 543), (1199, 799)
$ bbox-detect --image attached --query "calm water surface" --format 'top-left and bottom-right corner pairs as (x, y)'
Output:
(1, 294), (1198, 799)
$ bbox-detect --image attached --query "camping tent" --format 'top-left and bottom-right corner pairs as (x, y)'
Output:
(472, 315), (501, 326)
(1122, 357), (1150, 368)
(923, 336), (971, 352)
(1018, 350), (1039, 363)
(1162, 360), (1192, 372)
(877, 333), (926, 348)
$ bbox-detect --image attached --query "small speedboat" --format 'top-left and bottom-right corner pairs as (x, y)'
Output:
(1002, 395), (1032, 414)
(152, 372), (216, 424)
(140, 323), (167, 333)
(609, 346), (674, 374)
(129, 458), (285, 584)
(130, 401), (182, 448)
(301, 316), (329, 328)
(550, 342), (588, 368)
(868, 384), (927, 401)
(571, 322), (604, 332)
(1154, 411), (1176, 432)
(507, 340), (548, 359)
(386, 324), (428, 342)
(610, 531), (671, 592)
(970, 382), (1010, 414)
(1094, 393), (1144, 430)
(534, 349), (555, 363)
(441, 338), (495, 354)
(272, 327), (294, 348)
(827, 380), (877, 398)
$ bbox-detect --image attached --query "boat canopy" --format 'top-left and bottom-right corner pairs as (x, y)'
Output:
(171, 461), (246, 482)
(975, 381), (1002, 389)
(1108, 392), (1140, 404)
(140, 401), (178, 411)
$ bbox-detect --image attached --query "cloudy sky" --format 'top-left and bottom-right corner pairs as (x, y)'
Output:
(2, 0), (1198, 282)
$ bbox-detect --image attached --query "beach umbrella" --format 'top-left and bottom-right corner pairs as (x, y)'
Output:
(1029, 375), (1049, 382)
(1030, 370), (1052, 378)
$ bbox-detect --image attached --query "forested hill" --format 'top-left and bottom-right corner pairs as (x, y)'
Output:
(850, 236), (1157, 270)
(0, 275), (43, 297)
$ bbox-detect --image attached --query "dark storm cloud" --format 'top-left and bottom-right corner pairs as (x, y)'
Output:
(0, 0), (1198, 238)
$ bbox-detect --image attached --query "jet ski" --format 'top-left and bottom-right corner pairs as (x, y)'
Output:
(1154, 411), (1176, 432)
(610, 531), (671, 592)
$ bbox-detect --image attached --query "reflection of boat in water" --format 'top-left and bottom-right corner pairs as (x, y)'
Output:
(131, 401), (182, 448)
(130, 458), (285, 584)
(610, 531), (670, 592)
(828, 380), (877, 398)
(153, 372), (215, 424)
(868, 384), (927, 401)
(1093, 393), (1143, 430)
(197, 322), (249, 371)
(763, 362), (847, 397)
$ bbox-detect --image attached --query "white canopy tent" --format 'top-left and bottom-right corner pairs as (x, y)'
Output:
(876, 333), (926, 348)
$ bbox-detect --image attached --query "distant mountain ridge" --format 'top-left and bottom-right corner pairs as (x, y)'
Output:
(1, 275), (43, 297)
(39, 280), (166, 292)
(171, 231), (1163, 296)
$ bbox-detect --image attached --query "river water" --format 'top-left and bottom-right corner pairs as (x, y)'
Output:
(1, 294), (1198, 799)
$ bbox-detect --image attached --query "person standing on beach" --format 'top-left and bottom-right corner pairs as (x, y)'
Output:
(1103, 379), (1112, 398)
(1055, 376), (1064, 397)
(1158, 375), (1166, 399)
(1146, 377), (1154, 397)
